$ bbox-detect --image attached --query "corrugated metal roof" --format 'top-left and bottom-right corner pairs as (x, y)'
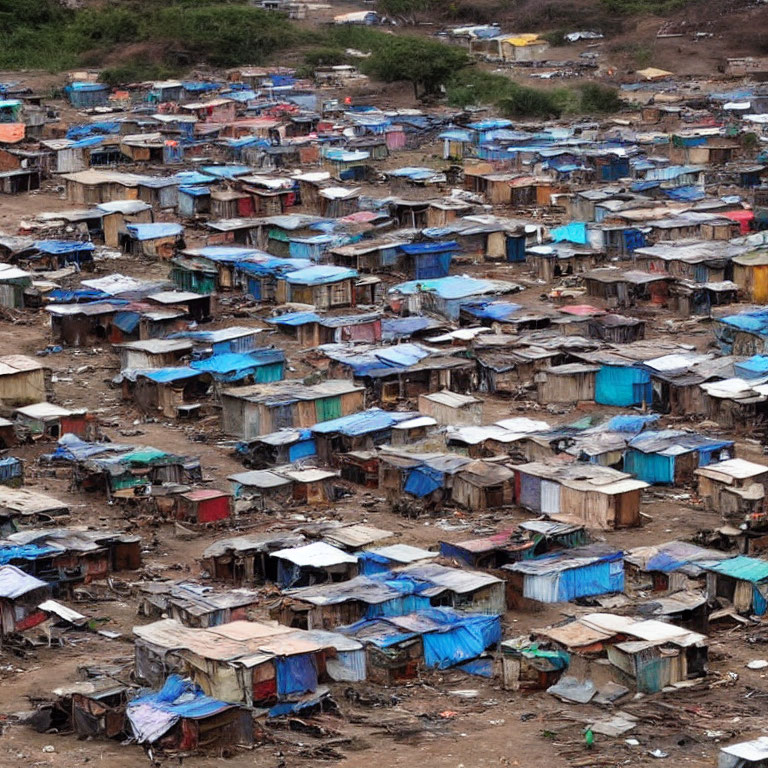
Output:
(703, 555), (768, 583)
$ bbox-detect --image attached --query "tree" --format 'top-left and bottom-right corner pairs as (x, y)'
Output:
(363, 36), (468, 98)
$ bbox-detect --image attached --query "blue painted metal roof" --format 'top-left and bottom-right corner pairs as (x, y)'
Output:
(704, 555), (768, 583)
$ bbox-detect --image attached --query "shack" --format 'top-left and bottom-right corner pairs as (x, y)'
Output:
(503, 544), (624, 605)
(694, 458), (768, 526)
(0, 356), (48, 406)
(220, 379), (365, 439)
(0, 565), (51, 636)
(702, 556), (768, 616)
(269, 542), (357, 588)
(417, 390), (482, 426)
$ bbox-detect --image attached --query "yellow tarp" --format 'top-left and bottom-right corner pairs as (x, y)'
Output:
(504, 33), (542, 46)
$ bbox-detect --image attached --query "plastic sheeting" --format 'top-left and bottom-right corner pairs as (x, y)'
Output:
(275, 653), (318, 697)
(404, 465), (443, 497)
(551, 222), (589, 245)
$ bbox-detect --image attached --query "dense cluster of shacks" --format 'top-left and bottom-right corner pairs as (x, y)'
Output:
(3, 56), (768, 766)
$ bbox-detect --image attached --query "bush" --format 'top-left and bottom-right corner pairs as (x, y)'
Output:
(579, 83), (624, 113)
(100, 60), (180, 87)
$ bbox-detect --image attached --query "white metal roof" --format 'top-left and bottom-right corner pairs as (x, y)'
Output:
(271, 541), (357, 567)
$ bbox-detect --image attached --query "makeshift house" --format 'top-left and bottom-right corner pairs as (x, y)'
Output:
(732, 252), (768, 303)
(394, 562), (506, 614)
(503, 544), (624, 606)
(329, 238), (405, 274)
(65, 82), (109, 108)
(175, 489), (232, 525)
(126, 675), (252, 755)
(399, 241), (458, 280)
(703, 556), (768, 616)
(234, 428), (317, 469)
(417, 390), (482, 427)
(0, 264), (32, 309)
(0, 356), (47, 406)
(340, 608), (501, 683)
(583, 268), (673, 309)
(271, 574), (432, 631)
(220, 379), (365, 439)
(588, 314), (645, 343)
(227, 469), (294, 509)
(0, 565), (51, 636)
(136, 581), (260, 628)
(536, 363), (599, 404)
(201, 532), (307, 585)
(267, 311), (382, 347)
(129, 368), (211, 419)
(133, 618), (360, 708)
(624, 430), (734, 485)
(625, 540), (730, 593)
(512, 461), (649, 529)
(120, 223), (184, 259)
(280, 467), (339, 505)
(527, 244), (600, 283)
(310, 409), (418, 465)
(0, 456), (22, 487)
(533, 613), (708, 693)
(48, 679), (130, 741)
(279, 266), (358, 310)
(694, 458), (768, 527)
(270, 542), (358, 588)
(452, 461), (515, 510)
(15, 403), (97, 441)
(115, 339), (193, 370)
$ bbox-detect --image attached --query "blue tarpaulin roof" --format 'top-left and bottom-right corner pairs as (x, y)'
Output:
(391, 275), (497, 299)
(719, 309), (768, 336)
(734, 355), (768, 379)
(127, 675), (232, 743)
(178, 185), (211, 197)
(664, 185), (705, 201)
(400, 241), (459, 255)
(311, 408), (415, 436)
(460, 299), (521, 321)
(381, 316), (436, 338)
(34, 240), (95, 254)
(190, 350), (285, 378)
(284, 265), (358, 285)
(140, 367), (202, 383)
(267, 311), (322, 326)
(0, 544), (60, 565)
(125, 223), (183, 240)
